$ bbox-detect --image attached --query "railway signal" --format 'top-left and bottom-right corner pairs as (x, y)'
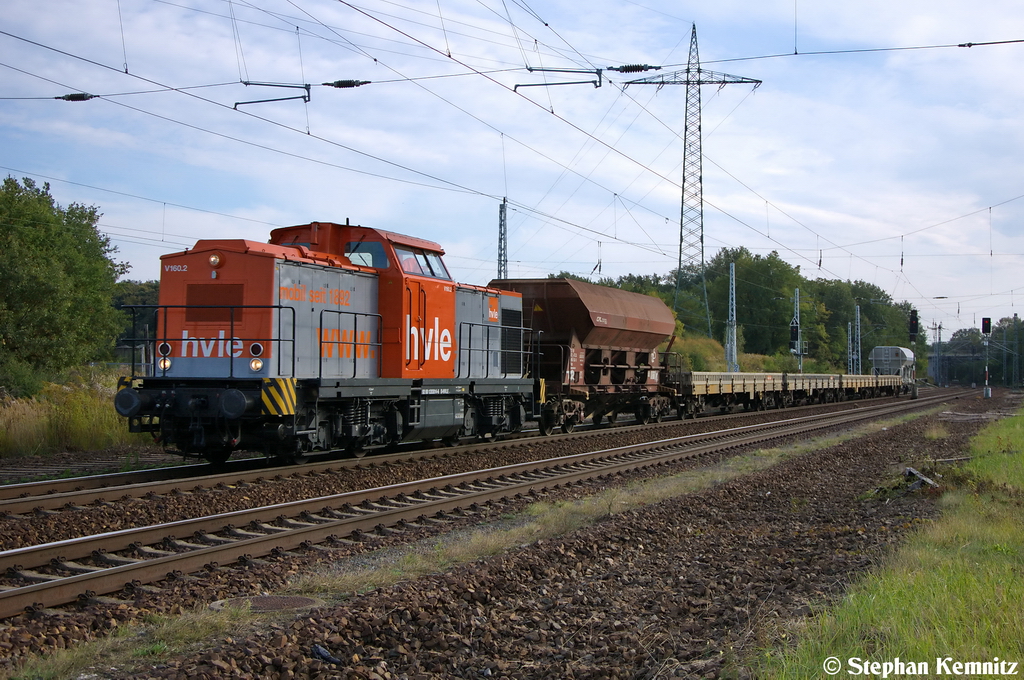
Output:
(982, 317), (992, 398)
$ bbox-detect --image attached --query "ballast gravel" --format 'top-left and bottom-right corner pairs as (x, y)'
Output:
(0, 390), (1010, 679)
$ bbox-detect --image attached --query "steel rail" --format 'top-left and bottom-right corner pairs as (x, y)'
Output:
(0, 392), (954, 514)
(0, 395), (948, 619)
(4, 393), (949, 574)
(0, 389), (950, 506)
(0, 458), (265, 500)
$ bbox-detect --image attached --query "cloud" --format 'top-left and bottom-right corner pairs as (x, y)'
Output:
(3, 0), (1023, 335)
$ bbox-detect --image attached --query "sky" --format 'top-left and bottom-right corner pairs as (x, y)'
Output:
(3, 0), (1024, 342)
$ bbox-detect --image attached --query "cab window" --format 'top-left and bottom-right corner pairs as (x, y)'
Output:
(345, 240), (389, 268)
(425, 252), (451, 279)
(394, 246), (452, 279)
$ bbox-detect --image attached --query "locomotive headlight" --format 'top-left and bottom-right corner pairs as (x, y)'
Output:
(208, 252), (224, 268)
(249, 358), (264, 372)
(158, 357), (172, 371)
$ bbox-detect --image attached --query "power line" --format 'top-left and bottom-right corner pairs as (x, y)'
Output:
(0, 46), (667, 258)
(0, 164), (284, 226)
(4, 5), (1014, 326)
(693, 37), (1024, 67)
(330, 0), (685, 189)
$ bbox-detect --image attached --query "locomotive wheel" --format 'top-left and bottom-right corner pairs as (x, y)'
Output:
(560, 417), (577, 434)
(539, 414), (556, 436)
(636, 408), (651, 425)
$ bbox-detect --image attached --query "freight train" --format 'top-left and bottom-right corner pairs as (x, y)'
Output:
(115, 220), (912, 463)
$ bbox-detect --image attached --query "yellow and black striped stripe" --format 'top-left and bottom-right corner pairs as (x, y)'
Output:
(261, 378), (297, 416)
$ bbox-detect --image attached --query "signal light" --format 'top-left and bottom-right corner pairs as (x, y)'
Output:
(909, 310), (919, 342)
(982, 317), (991, 334)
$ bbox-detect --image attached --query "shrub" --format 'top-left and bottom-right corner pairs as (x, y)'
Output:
(0, 366), (146, 457)
(0, 353), (44, 398)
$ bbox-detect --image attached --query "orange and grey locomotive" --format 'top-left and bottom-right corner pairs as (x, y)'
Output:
(115, 221), (532, 463)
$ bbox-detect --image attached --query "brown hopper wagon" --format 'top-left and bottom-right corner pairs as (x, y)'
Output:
(490, 278), (677, 433)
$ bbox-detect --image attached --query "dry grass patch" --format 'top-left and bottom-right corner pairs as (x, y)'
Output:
(3, 602), (266, 680)
(923, 422), (950, 440)
(0, 368), (150, 458)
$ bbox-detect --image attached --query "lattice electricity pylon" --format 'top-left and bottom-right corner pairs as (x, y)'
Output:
(624, 24), (760, 336)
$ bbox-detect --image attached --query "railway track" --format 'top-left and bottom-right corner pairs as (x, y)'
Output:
(0, 390), (945, 514)
(0, 392), (951, 620)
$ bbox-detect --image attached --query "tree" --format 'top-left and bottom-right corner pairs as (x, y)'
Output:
(112, 279), (160, 340)
(548, 271), (592, 282)
(706, 249), (801, 355)
(808, 278), (857, 361)
(0, 177), (126, 395)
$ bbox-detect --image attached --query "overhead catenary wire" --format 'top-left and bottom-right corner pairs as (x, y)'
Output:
(690, 37), (1024, 67)
(245, 3), (692, 254)
(0, 164), (284, 226)
(0, 32), (670, 257)
(3, 4), (1019, 332)
(292, 0), (717, 271)
(228, 0), (250, 82)
(0, 13), (860, 278)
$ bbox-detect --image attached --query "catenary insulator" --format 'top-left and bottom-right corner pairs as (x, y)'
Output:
(323, 80), (371, 88)
(609, 64), (660, 73)
(57, 93), (97, 101)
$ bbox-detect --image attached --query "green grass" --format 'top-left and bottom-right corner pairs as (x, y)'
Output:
(750, 403), (1024, 677)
